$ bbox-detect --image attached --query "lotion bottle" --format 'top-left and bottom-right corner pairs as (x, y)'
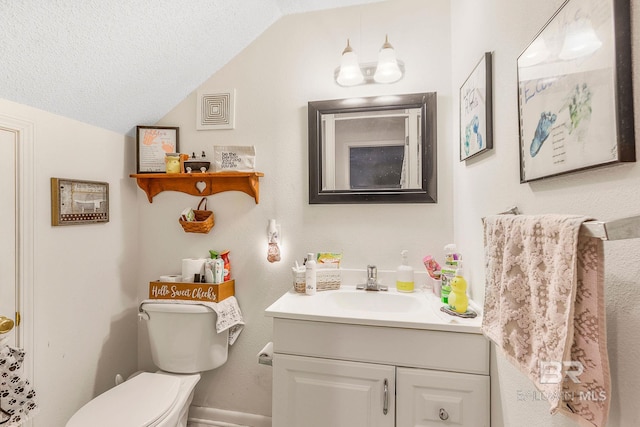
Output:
(396, 250), (415, 292)
(305, 253), (317, 295)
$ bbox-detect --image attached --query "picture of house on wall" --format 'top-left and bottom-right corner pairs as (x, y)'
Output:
(517, 0), (635, 182)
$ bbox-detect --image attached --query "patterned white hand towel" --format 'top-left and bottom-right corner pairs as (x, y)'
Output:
(482, 214), (610, 427)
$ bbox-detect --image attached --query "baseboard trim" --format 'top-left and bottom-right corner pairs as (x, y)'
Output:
(188, 406), (272, 427)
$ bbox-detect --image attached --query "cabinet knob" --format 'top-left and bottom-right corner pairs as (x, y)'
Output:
(439, 408), (449, 421)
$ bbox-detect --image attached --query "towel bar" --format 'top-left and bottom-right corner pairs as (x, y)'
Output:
(486, 207), (640, 241)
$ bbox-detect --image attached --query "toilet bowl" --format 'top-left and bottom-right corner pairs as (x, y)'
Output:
(66, 302), (229, 427)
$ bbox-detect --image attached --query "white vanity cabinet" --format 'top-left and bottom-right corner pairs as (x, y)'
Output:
(274, 354), (395, 427)
(270, 317), (490, 427)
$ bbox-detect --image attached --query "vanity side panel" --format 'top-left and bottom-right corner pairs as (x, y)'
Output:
(273, 319), (489, 375)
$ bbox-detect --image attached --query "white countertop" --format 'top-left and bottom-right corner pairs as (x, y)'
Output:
(265, 285), (484, 334)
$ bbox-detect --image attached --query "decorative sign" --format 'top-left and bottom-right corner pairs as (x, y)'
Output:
(136, 126), (180, 173)
(51, 178), (109, 226)
(148, 280), (235, 303)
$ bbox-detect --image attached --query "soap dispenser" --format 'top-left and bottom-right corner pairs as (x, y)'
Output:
(396, 250), (415, 293)
(448, 267), (469, 313)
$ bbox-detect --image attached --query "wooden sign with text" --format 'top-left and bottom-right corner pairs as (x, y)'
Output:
(148, 280), (235, 303)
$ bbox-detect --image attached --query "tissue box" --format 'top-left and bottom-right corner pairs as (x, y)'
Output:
(293, 269), (341, 293)
(148, 280), (235, 303)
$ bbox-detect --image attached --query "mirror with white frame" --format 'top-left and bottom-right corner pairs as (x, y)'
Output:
(308, 92), (437, 203)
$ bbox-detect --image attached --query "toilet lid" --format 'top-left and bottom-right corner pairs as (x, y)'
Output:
(67, 372), (181, 427)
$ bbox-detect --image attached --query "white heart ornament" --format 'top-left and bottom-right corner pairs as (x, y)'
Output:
(196, 181), (207, 193)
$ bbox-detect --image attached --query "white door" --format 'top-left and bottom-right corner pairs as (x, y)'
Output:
(0, 128), (17, 346)
(273, 353), (395, 427)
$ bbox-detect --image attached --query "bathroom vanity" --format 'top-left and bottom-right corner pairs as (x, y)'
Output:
(265, 286), (490, 427)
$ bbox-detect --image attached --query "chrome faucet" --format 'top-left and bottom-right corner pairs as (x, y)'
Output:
(356, 265), (388, 291)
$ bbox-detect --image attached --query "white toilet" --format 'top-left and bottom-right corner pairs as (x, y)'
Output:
(66, 302), (229, 427)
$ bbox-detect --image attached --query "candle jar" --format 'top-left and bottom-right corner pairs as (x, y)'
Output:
(165, 153), (181, 174)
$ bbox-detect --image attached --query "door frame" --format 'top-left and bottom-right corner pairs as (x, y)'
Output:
(0, 114), (35, 382)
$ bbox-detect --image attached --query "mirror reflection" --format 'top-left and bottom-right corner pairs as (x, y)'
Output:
(309, 93), (437, 204)
(323, 108), (422, 191)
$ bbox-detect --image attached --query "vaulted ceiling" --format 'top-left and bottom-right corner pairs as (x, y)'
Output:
(1, 0), (383, 134)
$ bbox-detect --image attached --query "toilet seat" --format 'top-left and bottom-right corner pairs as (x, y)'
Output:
(67, 372), (186, 427)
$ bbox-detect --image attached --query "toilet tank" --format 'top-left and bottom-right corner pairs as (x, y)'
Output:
(141, 303), (229, 373)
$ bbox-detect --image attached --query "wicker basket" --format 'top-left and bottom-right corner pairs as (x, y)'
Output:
(293, 268), (341, 293)
(179, 197), (215, 234)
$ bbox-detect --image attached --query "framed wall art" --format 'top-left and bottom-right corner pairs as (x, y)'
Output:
(517, 0), (635, 182)
(460, 52), (493, 161)
(136, 126), (180, 173)
(51, 178), (109, 226)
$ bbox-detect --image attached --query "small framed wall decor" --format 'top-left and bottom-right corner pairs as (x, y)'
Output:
(51, 178), (109, 226)
(517, 0), (635, 182)
(460, 52), (493, 161)
(136, 126), (180, 173)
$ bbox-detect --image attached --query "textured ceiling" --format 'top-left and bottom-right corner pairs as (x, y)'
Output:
(0, 0), (383, 134)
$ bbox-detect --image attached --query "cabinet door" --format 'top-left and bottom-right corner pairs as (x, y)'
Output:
(273, 354), (395, 427)
(396, 367), (489, 427)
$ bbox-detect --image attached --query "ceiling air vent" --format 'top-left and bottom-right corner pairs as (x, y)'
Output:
(197, 89), (236, 130)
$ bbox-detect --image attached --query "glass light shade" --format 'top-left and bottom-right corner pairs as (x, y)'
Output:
(374, 36), (402, 84)
(559, 19), (602, 60)
(336, 50), (364, 86)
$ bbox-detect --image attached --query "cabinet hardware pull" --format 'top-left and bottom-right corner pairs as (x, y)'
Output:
(383, 378), (389, 415)
(439, 408), (449, 420)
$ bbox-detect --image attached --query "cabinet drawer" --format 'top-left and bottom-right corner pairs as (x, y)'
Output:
(396, 367), (490, 427)
(273, 318), (489, 375)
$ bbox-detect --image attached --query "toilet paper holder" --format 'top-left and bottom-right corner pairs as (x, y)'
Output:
(258, 342), (273, 366)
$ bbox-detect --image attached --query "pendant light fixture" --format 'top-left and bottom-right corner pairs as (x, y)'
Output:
(336, 39), (364, 87)
(373, 35), (402, 84)
(334, 35), (404, 87)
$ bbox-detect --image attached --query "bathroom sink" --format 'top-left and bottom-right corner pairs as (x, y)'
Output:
(322, 290), (422, 313)
(265, 280), (483, 333)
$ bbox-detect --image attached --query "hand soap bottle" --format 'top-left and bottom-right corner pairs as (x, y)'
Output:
(396, 250), (415, 293)
(447, 267), (469, 314)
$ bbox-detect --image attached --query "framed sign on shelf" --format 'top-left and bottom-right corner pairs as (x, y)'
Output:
(517, 0), (635, 182)
(51, 178), (109, 226)
(460, 52), (493, 161)
(136, 126), (180, 173)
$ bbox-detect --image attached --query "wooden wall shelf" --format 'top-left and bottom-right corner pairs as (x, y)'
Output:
(130, 172), (264, 203)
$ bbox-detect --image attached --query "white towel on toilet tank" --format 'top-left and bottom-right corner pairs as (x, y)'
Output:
(139, 296), (245, 345)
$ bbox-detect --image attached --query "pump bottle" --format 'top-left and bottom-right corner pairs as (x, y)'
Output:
(396, 250), (415, 292)
(305, 253), (317, 295)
